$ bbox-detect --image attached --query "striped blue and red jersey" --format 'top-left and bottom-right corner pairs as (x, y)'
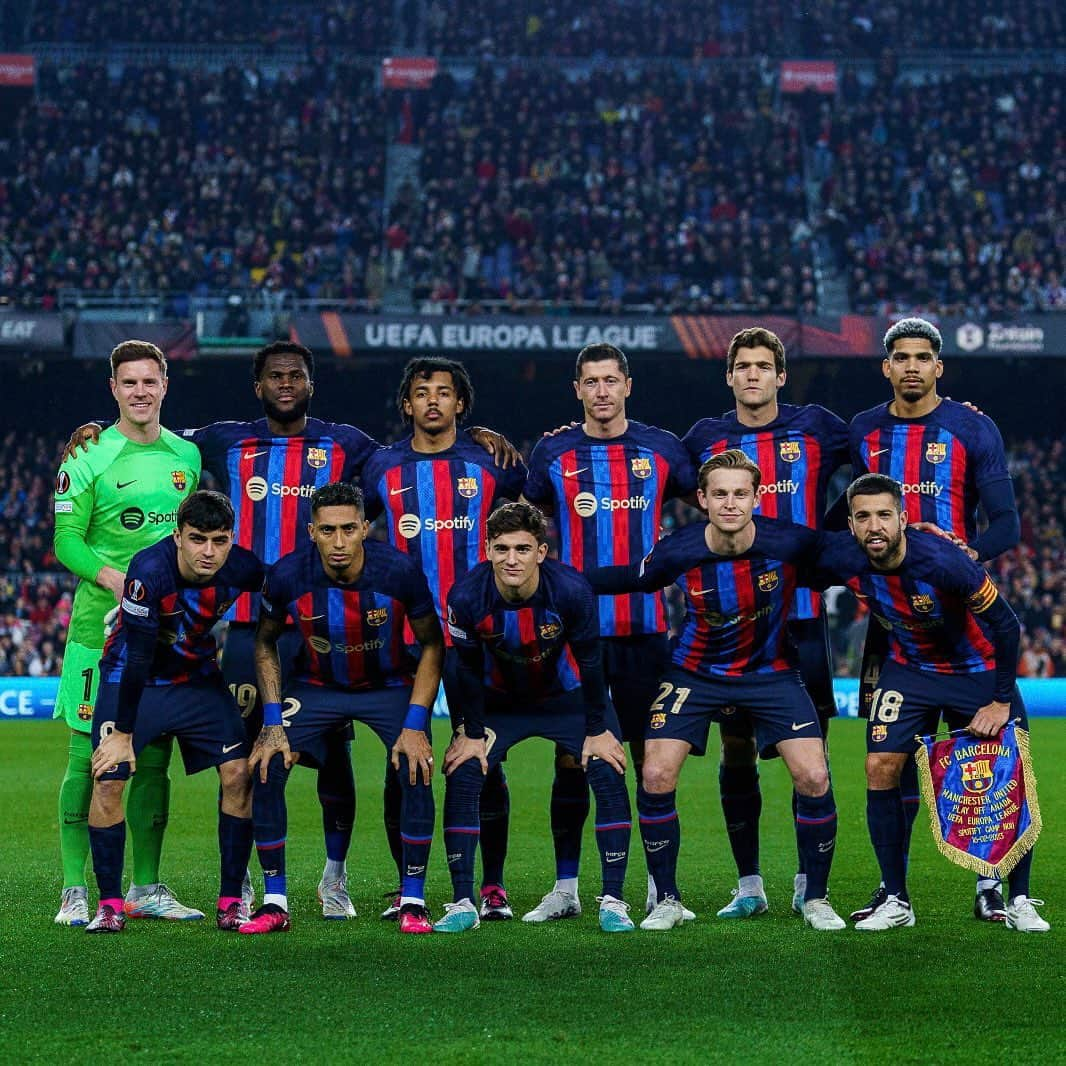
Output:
(597, 517), (822, 679)
(447, 557), (599, 701)
(183, 417), (380, 622)
(101, 539), (264, 685)
(683, 403), (848, 620)
(362, 436), (526, 643)
(523, 421), (697, 638)
(815, 529), (1004, 676)
(261, 540), (435, 691)
(849, 399), (1010, 543)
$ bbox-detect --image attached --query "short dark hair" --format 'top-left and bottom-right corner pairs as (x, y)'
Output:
(310, 482), (365, 517)
(487, 502), (548, 545)
(177, 490), (234, 532)
(726, 327), (785, 375)
(846, 473), (903, 510)
(110, 340), (167, 378)
(698, 449), (762, 493)
(396, 357), (474, 424)
(883, 317), (942, 356)
(574, 343), (629, 380)
(253, 340), (315, 381)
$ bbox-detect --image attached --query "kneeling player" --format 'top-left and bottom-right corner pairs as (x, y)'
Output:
(590, 451), (845, 931)
(242, 483), (442, 935)
(439, 503), (634, 933)
(87, 491), (263, 932)
(820, 474), (1048, 932)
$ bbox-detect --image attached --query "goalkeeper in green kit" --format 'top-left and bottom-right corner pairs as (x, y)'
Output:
(53, 341), (203, 925)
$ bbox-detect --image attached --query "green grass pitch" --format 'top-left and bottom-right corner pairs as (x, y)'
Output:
(0, 718), (1060, 1064)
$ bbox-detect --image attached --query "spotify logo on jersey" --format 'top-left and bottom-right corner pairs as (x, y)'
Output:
(573, 493), (598, 517)
(309, 636), (332, 655)
(245, 477), (269, 502)
(120, 507), (145, 530)
(398, 513), (422, 539)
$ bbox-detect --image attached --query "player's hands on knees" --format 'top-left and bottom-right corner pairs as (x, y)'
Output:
(443, 733), (488, 775)
(909, 521), (978, 560)
(92, 730), (135, 780)
(582, 731), (627, 774)
(249, 725), (293, 782)
(62, 422), (103, 462)
(967, 701), (1010, 738)
(392, 728), (435, 785)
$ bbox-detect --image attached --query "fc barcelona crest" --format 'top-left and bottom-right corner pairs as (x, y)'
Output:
(926, 442), (947, 464)
(631, 457), (652, 479)
(871, 724), (888, 743)
(779, 441), (801, 463)
(171, 470), (187, 492)
(457, 477), (479, 498)
(758, 570), (780, 592)
(366, 607), (388, 626)
(539, 622), (562, 640)
(307, 447), (328, 469)
(911, 593), (934, 613)
(961, 759), (994, 795)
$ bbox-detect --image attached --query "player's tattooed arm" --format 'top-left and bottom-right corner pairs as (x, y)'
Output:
(61, 421), (104, 462)
(251, 615), (294, 780)
(468, 426), (522, 468)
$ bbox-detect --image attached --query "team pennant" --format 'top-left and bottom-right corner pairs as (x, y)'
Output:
(914, 721), (1041, 877)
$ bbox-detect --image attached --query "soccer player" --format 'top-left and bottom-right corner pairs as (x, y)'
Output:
(438, 502), (634, 934)
(53, 340), (202, 927)
(85, 491), (263, 932)
(847, 318), (1020, 923)
(683, 326), (849, 918)
(362, 357), (526, 921)
(241, 482), (442, 935)
(521, 343), (697, 922)
(590, 451), (846, 932)
(819, 474), (1046, 932)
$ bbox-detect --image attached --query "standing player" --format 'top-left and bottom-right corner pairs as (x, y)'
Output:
(590, 452), (845, 932)
(362, 358), (526, 921)
(53, 340), (202, 927)
(819, 474), (1046, 932)
(242, 483), (443, 935)
(85, 491), (263, 932)
(683, 326), (849, 918)
(438, 502), (634, 934)
(521, 344), (697, 922)
(848, 318), (1020, 923)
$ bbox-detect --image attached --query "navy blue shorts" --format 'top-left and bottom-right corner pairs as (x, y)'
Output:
(282, 681), (424, 768)
(603, 633), (671, 743)
(92, 677), (247, 780)
(647, 668), (821, 756)
(867, 660), (1029, 755)
(476, 690), (623, 771)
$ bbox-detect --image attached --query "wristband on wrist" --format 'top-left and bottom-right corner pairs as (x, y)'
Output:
(403, 703), (429, 731)
(263, 701), (284, 727)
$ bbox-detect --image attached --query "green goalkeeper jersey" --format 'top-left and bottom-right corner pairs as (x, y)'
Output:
(53, 425), (201, 647)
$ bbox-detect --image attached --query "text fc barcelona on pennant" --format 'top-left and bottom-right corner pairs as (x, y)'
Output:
(914, 721), (1042, 878)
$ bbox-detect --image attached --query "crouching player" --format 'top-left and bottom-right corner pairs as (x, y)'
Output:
(438, 502), (634, 934)
(822, 474), (1048, 932)
(589, 451), (845, 931)
(87, 491), (264, 932)
(243, 483), (442, 935)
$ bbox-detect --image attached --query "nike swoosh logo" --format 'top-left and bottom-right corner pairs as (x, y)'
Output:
(869, 448), (890, 458)
(116, 480), (137, 489)
(791, 721), (815, 731)
(605, 855), (626, 863)
(646, 842), (670, 853)
(222, 742), (242, 753)
(389, 486), (412, 495)
(299, 614), (325, 621)
(563, 468), (588, 478)
(242, 450), (267, 460)
(690, 587), (716, 597)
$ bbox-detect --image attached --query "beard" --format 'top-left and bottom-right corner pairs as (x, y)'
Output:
(262, 394), (310, 425)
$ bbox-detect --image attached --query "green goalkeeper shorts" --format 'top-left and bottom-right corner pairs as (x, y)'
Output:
(56, 640), (104, 733)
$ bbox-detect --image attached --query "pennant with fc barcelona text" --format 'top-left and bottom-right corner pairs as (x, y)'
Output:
(914, 722), (1041, 877)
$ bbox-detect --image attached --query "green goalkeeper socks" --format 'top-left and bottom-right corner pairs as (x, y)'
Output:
(59, 731), (93, 889)
(127, 738), (172, 888)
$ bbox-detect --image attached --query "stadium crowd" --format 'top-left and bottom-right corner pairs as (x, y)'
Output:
(817, 70), (1066, 316)
(8, 430), (1064, 678)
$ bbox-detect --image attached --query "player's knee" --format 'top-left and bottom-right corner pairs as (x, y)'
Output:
(219, 759), (251, 802)
(641, 759), (679, 794)
(720, 732), (757, 767)
(793, 765), (830, 798)
(865, 754), (904, 790)
(92, 778), (125, 816)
